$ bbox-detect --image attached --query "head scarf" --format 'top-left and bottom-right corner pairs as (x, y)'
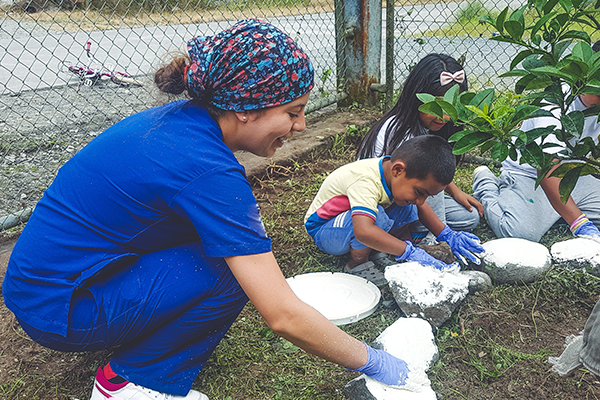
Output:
(186, 18), (314, 111)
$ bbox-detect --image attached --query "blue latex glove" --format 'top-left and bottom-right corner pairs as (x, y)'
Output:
(396, 240), (459, 271)
(574, 220), (600, 242)
(352, 343), (410, 386)
(436, 225), (484, 265)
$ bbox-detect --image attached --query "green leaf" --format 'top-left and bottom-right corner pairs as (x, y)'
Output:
(559, 60), (589, 77)
(495, 7), (509, 33)
(582, 105), (600, 117)
(504, 20), (524, 41)
(453, 131), (494, 154)
(499, 69), (529, 77)
(510, 50), (534, 70)
(557, 165), (583, 203)
(523, 56), (548, 72)
(559, 30), (591, 43)
(531, 11), (558, 38)
(542, 0), (560, 14)
(509, 146), (518, 161)
(416, 93), (436, 103)
(553, 40), (573, 61)
(532, 34), (542, 46)
(443, 84), (460, 104)
(436, 99), (458, 122)
(459, 91), (476, 105)
(510, 105), (540, 124)
(561, 110), (585, 137)
(469, 88), (495, 109)
(558, 0), (572, 12)
(490, 141), (510, 161)
(448, 130), (472, 142)
(418, 102), (444, 120)
(525, 126), (557, 144)
(520, 142), (546, 169)
(572, 41), (593, 62)
(531, 66), (577, 83)
(479, 15), (496, 25)
(581, 85), (600, 96)
(480, 140), (496, 154)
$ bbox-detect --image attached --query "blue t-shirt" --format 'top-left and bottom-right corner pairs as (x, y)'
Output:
(3, 100), (272, 336)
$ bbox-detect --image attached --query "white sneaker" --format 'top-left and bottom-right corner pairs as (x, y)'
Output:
(472, 165), (491, 181)
(90, 367), (208, 400)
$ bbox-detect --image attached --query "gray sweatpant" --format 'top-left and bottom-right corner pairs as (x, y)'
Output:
(412, 191), (481, 233)
(472, 168), (600, 242)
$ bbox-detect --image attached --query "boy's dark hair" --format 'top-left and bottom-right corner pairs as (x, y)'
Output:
(356, 53), (467, 159)
(390, 135), (456, 185)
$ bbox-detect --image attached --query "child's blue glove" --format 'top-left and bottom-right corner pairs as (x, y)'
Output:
(573, 220), (600, 242)
(436, 225), (484, 265)
(351, 343), (409, 386)
(396, 241), (459, 271)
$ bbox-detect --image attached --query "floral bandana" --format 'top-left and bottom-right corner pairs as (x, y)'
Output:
(186, 18), (315, 111)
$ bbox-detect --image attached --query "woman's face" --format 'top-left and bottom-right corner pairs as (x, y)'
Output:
(419, 111), (449, 132)
(240, 92), (310, 157)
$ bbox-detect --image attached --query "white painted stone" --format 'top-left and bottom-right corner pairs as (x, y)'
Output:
(344, 318), (439, 400)
(480, 238), (551, 284)
(551, 238), (600, 277)
(459, 270), (493, 293)
(384, 262), (470, 327)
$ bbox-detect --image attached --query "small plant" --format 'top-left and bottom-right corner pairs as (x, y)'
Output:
(318, 68), (333, 98)
(418, 0), (600, 202)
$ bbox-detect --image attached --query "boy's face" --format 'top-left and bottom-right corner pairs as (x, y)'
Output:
(390, 161), (447, 206)
(580, 94), (600, 108)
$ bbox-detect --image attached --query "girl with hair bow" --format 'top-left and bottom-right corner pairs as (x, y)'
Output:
(3, 19), (409, 400)
(356, 53), (483, 246)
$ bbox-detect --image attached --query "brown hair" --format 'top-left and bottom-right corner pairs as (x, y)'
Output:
(154, 52), (225, 121)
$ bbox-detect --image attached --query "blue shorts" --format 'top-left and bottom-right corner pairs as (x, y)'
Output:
(312, 204), (418, 255)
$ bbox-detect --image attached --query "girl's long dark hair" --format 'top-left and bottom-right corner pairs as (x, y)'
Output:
(356, 53), (468, 159)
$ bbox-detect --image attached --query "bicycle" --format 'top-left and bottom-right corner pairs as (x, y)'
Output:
(62, 42), (143, 89)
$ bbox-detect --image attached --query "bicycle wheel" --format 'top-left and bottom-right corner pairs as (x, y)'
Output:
(111, 73), (143, 87)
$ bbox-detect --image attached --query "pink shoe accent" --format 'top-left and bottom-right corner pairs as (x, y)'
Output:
(95, 366), (129, 392)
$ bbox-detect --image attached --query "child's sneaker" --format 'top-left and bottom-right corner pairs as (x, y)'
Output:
(90, 366), (208, 400)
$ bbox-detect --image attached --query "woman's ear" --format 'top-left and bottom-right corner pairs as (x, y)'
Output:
(391, 160), (406, 177)
(235, 112), (249, 122)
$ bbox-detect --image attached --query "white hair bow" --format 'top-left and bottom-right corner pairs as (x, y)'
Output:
(439, 70), (465, 86)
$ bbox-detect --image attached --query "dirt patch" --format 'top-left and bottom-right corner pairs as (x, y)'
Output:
(2, 106), (600, 399)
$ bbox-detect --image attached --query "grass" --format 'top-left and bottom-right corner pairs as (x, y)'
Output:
(2, 111), (600, 399)
(188, 120), (597, 399)
(422, 2), (600, 40)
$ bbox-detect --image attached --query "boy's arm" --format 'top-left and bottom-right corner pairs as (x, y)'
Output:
(353, 214), (455, 270)
(352, 214), (408, 256)
(416, 202), (445, 236)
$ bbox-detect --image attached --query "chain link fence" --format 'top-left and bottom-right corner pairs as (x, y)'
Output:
(0, 0), (523, 231)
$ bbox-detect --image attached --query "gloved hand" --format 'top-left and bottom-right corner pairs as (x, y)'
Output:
(396, 240), (459, 271)
(573, 220), (600, 242)
(436, 225), (484, 265)
(352, 343), (410, 386)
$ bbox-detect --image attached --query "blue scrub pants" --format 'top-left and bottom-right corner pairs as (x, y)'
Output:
(17, 242), (248, 396)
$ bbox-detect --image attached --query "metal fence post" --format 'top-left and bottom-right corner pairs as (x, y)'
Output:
(339, 0), (382, 107)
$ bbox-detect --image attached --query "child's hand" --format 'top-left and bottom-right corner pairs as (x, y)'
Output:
(396, 241), (459, 271)
(351, 343), (410, 386)
(573, 220), (600, 243)
(436, 225), (484, 265)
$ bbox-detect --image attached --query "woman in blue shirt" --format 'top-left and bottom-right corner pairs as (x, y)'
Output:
(3, 19), (409, 400)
